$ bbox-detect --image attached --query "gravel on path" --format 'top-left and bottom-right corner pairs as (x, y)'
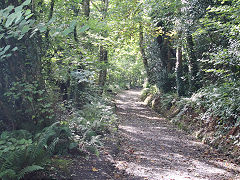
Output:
(114, 89), (240, 180)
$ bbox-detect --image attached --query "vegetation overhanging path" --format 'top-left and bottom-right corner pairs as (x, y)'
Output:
(115, 89), (240, 180)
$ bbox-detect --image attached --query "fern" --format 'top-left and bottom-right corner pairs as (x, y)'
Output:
(0, 169), (16, 180)
(0, 122), (73, 179)
(35, 122), (71, 154)
(0, 144), (47, 179)
(48, 137), (59, 154)
(18, 165), (44, 180)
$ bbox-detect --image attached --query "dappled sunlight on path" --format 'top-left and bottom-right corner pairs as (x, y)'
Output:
(115, 89), (240, 180)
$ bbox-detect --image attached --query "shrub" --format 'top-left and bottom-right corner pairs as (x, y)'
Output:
(0, 122), (73, 180)
(69, 101), (117, 155)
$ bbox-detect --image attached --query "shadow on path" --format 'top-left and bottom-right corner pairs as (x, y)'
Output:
(115, 89), (240, 180)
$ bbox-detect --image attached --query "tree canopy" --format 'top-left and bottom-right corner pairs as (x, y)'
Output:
(0, 0), (239, 178)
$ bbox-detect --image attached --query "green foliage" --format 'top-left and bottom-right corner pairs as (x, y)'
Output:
(140, 85), (159, 101)
(4, 81), (56, 130)
(144, 17), (177, 93)
(202, 41), (240, 82)
(0, 0), (34, 60)
(0, 0), (32, 29)
(49, 158), (73, 174)
(35, 122), (72, 155)
(0, 132), (46, 180)
(107, 47), (145, 90)
(0, 0), (239, 177)
(69, 100), (116, 154)
(0, 122), (73, 179)
(0, 130), (32, 155)
(190, 83), (240, 126)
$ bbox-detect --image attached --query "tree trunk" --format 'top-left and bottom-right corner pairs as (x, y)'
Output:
(98, 0), (108, 94)
(45, 0), (55, 42)
(186, 31), (199, 94)
(70, 0), (90, 107)
(98, 46), (108, 89)
(176, 46), (184, 96)
(83, 0), (90, 18)
(139, 23), (150, 78)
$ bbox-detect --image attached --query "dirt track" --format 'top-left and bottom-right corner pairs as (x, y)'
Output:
(114, 89), (240, 180)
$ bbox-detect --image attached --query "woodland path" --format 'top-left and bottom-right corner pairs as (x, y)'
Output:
(114, 89), (240, 180)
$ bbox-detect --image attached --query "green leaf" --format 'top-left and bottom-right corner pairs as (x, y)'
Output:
(0, 140), (6, 145)
(18, 34), (25, 40)
(47, 17), (56, 25)
(0, 132), (9, 139)
(22, 25), (30, 34)
(0, 145), (7, 150)
(25, 9), (31, 16)
(27, 96), (33, 102)
(38, 23), (47, 32)
(0, 169), (16, 179)
(15, 11), (23, 23)
(11, 47), (18, 51)
(30, 29), (38, 38)
(22, 0), (32, 6)
(15, 5), (23, 13)
(5, 53), (12, 58)
(4, 45), (11, 52)
(19, 19), (27, 28)
(3, 147), (9, 152)
(18, 139), (26, 145)
(3, 6), (14, 17)
(25, 13), (33, 20)
(62, 28), (73, 36)
(5, 14), (16, 28)
(79, 25), (90, 33)
(9, 138), (17, 143)
(70, 20), (77, 28)
(9, 146), (15, 150)
(52, 32), (60, 37)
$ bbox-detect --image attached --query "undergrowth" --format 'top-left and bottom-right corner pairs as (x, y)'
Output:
(0, 95), (116, 179)
(0, 123), (71, 180)
(141, 83), (240, 160)
(69, 100), (117, 155)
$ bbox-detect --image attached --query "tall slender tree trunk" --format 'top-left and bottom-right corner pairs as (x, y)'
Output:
(176, 46), (184, 96)
(98, 46), (108, 88)
(159, 38), (171, 93)
(73, 0), (89, 42)
(72, 0), (90, 107)
(139, 23), (150, 78)
(98, 0), (108, 94)
(83, 0), (90, 18)
(45, 0), (55, 43)
(186, 31), (199, 94)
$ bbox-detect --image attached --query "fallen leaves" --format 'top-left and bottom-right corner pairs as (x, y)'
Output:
(92, 167), (99, 172)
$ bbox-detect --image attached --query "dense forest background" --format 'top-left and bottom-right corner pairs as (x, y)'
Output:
(0, 0), (239, 179)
